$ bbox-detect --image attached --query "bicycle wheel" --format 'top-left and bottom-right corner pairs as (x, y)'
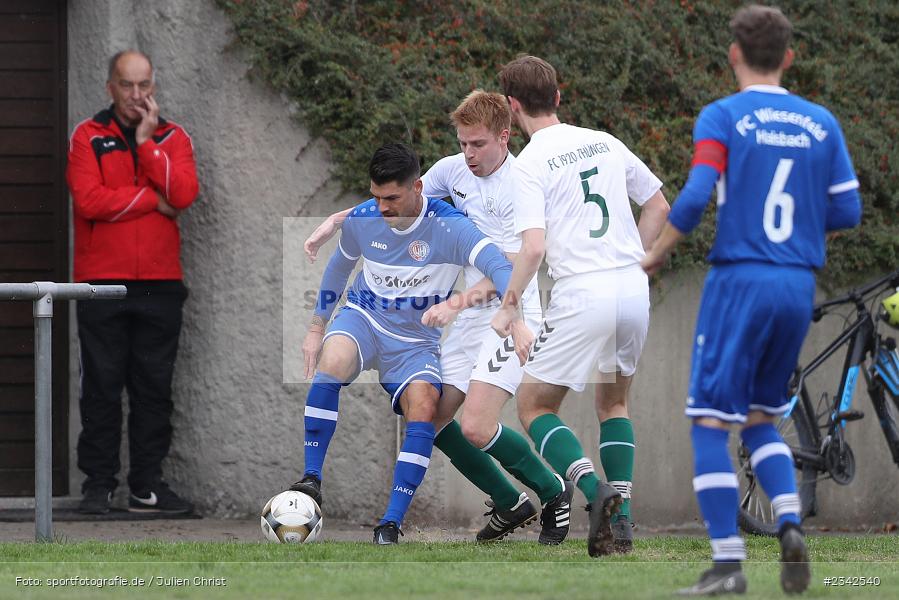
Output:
(736, 387), (819, 536)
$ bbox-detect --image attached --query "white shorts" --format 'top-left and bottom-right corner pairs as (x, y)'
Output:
(441, 306), (543, 395)
(524, 265), (649, 392)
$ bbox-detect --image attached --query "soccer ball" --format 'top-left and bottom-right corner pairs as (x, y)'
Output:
(260, 490), (323, 543)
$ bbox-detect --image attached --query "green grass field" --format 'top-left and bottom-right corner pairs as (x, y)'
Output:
(1, 536), (897, 599)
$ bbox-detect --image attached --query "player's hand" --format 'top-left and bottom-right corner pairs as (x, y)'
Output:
(510, 319), (535, 366)
(156, 192), (181, 218)
(135, 95), (159, 146)
(302, 328), (325, 379)
(491, 305), (518, 338)
(304, 216), (340, 264)
(421, 303), (460, 328)
(640, 249), (667, 277)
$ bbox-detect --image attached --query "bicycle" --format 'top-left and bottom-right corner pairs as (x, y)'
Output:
(736, 268), (899, 536)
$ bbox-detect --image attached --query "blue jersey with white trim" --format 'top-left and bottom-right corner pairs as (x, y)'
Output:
(317, 196), (510, 343)
(694, 86), (858, 269)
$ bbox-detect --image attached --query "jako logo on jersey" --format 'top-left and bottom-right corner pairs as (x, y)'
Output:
(371, 240), (387, 250)
(408, 240), (430, 261)
(304, 441), (319, 447)
(393, 485), (415, 496)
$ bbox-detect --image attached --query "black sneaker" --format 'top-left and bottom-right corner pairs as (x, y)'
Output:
(538, 475), (573, 545)
(373, 521), (403, 545)
(612, 518), (634, 553)
(476, 492), (538, 542)
(779, 522), (810, 594)
(79, 487), (112, 515)
(290, 474), (323, 508)
(129, 482), (194, 514)
(677, 563), (747, 596)
(586, 480), (623, 557)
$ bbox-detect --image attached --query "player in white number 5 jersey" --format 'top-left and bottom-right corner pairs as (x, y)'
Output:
(491, 55), (670, 557)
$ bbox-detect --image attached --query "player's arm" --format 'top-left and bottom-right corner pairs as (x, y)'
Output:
(303, 228), (360, 378)
(423, 243), (530, 327)
(642, 105), (728, 275)
(303, 166), (447, 263)
(421, 276), (497, 328)
(491, 227), (543, 361)
(492, 160), (546, 328)
(824, 117), (862, 232)
(493, 229), (543, 364)
(498, 229), (543, 313)
(137, 124), (199, 210)
(303, 207), (353, 263)
(422, 241), (526, 327)
(636, 189), (671, 251)
(422, 210), (513, 327)
(641, 159), (721, 275)
(640, 161), (718, 275)
(825, 188), (861, 231)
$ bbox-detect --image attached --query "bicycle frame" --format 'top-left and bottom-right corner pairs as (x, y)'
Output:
(784, 299), (899, 470)
(866, 337), (899, 465)
(737, 269), (899, 535)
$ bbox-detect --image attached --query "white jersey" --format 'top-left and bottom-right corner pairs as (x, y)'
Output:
(423, 152), (541, 313)
(512, 123), (663, 279)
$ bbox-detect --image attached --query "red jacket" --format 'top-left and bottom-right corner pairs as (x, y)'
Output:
(66, 108), (199, 282)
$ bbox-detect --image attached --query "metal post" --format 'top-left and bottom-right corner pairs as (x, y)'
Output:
(33, 286), (54, 542)
(0, 282), (126, 543)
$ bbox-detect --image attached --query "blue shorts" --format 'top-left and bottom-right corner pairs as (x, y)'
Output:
(324, 306), (442, 415)
(685, 262), (815, 423)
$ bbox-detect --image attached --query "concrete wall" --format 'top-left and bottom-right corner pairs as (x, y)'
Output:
(66, 0), (898, 531)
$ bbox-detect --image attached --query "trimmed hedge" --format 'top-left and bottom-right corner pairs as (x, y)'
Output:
(216, 0), (897, 286)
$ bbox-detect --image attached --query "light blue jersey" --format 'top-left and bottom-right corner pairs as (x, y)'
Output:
(314, 195), (511, 345)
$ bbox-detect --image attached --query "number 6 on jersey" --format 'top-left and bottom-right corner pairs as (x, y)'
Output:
(763, 158), (794, 243)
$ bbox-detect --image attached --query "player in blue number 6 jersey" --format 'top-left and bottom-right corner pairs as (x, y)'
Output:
(642, 5), (861, 596)
(294, 143), (514, 545)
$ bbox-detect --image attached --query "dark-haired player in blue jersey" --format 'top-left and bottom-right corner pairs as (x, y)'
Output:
(642, 4), (861, 596)
(292, 142), (514, 545)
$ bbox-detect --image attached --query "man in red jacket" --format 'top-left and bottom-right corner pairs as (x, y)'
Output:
(66, 50), (199, 514)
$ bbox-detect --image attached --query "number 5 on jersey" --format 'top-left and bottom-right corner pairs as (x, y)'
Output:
(580, 167), (609, 238)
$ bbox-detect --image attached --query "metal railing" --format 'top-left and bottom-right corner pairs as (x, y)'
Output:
(0, 282), (126, 542)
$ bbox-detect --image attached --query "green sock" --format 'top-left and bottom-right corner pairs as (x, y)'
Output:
(599, 417), (635, 521)
(434, 420), (520, 510)
(528, 413), (600, 503)
(483, 423), (562, 504)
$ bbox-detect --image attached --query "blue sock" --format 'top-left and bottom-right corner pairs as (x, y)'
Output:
(691, 424), (745, 563)
(302, 373), (342, 479)
(381, 421), (435, 526)
(741, 423), (801, 529)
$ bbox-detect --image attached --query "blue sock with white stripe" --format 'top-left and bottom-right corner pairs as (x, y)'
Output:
(740, 423), (801, 529)
(302, 372), (342, 479)
(691, 424), (745, 563)
(381, 421), (435, 526)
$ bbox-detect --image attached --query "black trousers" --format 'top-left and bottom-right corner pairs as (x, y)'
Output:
(76, 280), (187, 493)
